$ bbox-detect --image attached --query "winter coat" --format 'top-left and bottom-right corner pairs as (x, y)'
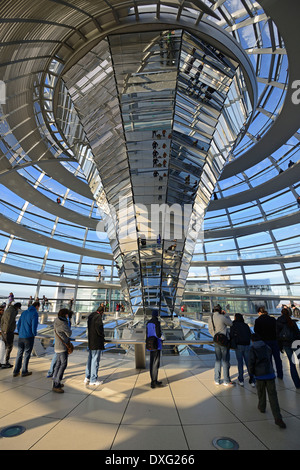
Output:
(146, 317), (162, 351)
(230, 319), (251, 346)
(254, 314), (276, 341)
(16, 306), (38, 338)
(87, 311), (105, 350)
(0, 305), (19, 333)
(54, 316), (72, 353)
(249, 340), (275, 380)
(276, 315), (300, 348)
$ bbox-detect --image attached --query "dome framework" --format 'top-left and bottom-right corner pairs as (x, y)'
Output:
(0, 0), (299, 315)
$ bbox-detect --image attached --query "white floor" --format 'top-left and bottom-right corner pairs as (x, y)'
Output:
(0, 346), (299, 451)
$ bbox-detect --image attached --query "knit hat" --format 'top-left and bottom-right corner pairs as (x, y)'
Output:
(152, 309), (159, 317)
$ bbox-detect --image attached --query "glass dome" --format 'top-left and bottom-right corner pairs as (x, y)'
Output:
(0, 0), (299, 316)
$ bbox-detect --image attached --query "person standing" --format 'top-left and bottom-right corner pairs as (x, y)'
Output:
(52, 308), (72, 393)
(230, 313), (255, 387)
(276, 308), (300, 389)
(146, 310), (163, 389)
(249, 333), (286, 429)
(208, 305), (234, 386)
(13, 301), (39, 377)
(84, 305), (105, 386)
(291, 304), (300, 318)
(254, 307), (283, 379)
(0, 304), (6, 367)
(0, 302), (22, 368)
(8, 292), (14, 305)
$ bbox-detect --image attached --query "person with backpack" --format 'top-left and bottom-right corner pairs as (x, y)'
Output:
(276, 307), (300, 389)
(146, 310), (163, 388)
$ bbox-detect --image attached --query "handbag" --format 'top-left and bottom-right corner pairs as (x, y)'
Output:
(146, 335), (158, 351)
(54, 328), (74, 354)
(211, 315), (229, 347)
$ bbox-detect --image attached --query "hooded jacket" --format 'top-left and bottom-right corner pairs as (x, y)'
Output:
(249, 340), (275, 380)
(54, 316), (72, 353)
(146, 316), (162, 351)
(230, 318), (251, 346)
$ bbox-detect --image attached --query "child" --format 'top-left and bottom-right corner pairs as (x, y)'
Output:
(249, 333), (286, 429)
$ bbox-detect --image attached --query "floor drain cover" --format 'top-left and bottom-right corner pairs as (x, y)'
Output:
(212, 437), (239, 450)
(0, 425), (26, 438)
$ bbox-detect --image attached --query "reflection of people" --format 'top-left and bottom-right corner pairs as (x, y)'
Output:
(60, 264), (64, 276)
(84, 305), (105, 386)
(146, 310), (163, 389)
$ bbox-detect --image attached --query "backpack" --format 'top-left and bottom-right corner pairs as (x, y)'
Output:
(146, 336), (158, 351)
(278, 324), (298, 342)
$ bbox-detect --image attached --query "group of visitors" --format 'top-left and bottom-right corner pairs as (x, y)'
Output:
(0, 301), (106, 394)
(208, 304), (300, 429)
(1, 301), (299, 429)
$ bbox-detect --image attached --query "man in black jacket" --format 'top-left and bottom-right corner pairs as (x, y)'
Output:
(84, 305), (105, 386)
(254, 307), (283, 379)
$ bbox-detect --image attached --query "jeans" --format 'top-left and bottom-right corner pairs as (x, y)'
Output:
(214, 343), (230, 383)
(1, 331), (14, 364)
(283, 345), (300, 388)
(52, 351), (68, 388)
(48, 353), (57, 376)
(85, 349), (102, 383)
(235, 344), (255, 383)
(149, 350), (161, 383)
(13, 337), (34, 375)
(265, 340), (283, 379)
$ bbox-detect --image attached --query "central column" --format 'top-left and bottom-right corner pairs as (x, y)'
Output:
(63, 29), (253, 317)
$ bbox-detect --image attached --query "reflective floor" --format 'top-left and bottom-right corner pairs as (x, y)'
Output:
(0, 346), (299, 451)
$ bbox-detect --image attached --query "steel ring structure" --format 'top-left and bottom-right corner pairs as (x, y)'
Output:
(0, 0), (299, 315)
